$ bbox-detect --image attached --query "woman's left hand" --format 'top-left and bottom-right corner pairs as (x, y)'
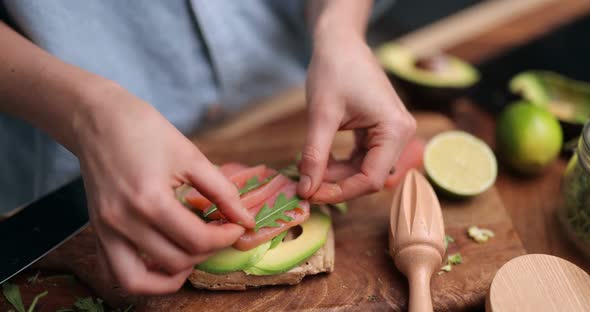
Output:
(298, 31), (416, 204)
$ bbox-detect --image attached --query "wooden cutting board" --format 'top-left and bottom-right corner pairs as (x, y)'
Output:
(35, 112), (525, 311)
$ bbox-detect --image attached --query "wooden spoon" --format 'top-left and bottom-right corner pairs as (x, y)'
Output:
(487, 254), (590, 312)
(389, 169), (446, 312)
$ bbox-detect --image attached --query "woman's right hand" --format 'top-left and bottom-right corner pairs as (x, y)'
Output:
(72, 82), (255, 295)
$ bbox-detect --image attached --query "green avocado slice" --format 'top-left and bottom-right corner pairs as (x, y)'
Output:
(197, 241), (271, 274)
(510, 71), (590, 125)
(243, 211), (331, 276)
(376, 43), (479, 88)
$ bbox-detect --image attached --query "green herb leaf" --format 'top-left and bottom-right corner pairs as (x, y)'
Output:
(26, 272), (40, 285)
(328, 202), (348, 214)
(254, 193), (300, 232)
(239, 177), (260, 195)
(121, 304), (135, 312)
(270, 230), (289, 249)
(2, 283), (26, 312)
(27, 291), (47, 312)
(279, 164), (300, 181)
(447, 253), (463, 265)
(204, 175), (276, 218)
(444, 234), (455, 250)
(74, 297), (105, 312)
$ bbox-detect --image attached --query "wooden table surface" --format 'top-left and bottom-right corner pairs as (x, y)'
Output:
(2, 0), (590, 311)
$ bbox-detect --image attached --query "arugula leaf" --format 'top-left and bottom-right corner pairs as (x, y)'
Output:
(203, 175), (275, 218)
(239, 177), (261, 195)
(270, 230), (289, 249)
(255, 193), (300, 232)
(328, 202), (348, 214)
(74, 297), (105, 312)
(26, 272), (40, 285)
(121, 304), (135, 312)
(2, 283), (25, 312)
(447, 253), (463, 265)
(444, 234), (455, 250)
(1, 283), (47, 312)
(27, 291), (48, 312)
(59, 297), (132, 312)
(279, 164), (300, 181)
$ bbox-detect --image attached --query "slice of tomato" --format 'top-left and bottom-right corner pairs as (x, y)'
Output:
(247, 182), (296, 216)
(240, 173), (292, 211)
(184, 163), (247, 211)
(186, 165), (284, 219)
(229, 164), (266, 189)
(219, 162), (247, 176)
(384, 137), (425, 189)
(233, 196), (310, 251)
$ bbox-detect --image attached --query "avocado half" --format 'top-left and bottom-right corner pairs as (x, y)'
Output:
(510, 70), (590, 141)
(376, 44), (480, 109)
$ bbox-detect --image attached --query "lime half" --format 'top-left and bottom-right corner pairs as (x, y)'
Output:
(424, 131), (497, 197)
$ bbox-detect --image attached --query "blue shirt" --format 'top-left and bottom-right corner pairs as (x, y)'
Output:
(0, 1), (393, 212)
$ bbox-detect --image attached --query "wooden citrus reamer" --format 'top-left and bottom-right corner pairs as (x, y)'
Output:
(389, 169), (446, 312)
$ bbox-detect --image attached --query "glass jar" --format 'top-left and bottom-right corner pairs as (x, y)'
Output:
(559, 122), (590, 258)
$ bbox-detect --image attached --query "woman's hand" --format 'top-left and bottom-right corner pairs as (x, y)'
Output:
(73, 82), (255, 295)
(298, 30), (416, 204)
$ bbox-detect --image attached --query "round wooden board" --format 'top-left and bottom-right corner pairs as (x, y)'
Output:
(486, 254), (590, 312)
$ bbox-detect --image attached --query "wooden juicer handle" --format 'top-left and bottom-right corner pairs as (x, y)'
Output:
(389, 169), (446, 312)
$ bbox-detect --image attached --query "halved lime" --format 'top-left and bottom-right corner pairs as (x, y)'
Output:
(424, 131), (497, 197)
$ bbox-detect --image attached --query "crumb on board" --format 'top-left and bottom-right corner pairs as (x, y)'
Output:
(367, 295), (378, 302)
(467, 226), (495, 243)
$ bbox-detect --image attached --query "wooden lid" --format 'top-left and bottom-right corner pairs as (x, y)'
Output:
(487, 254), (590, 312)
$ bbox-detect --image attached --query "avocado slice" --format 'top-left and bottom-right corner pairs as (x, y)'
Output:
(197, 241), (271, 274)
(377, 44), (479, 88)
(376, 44), (479, 110)
(510, 71), (590, 140)
(244, 211), (331, 276)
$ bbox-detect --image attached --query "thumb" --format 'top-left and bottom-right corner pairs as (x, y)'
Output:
(298, 106), (340, 199)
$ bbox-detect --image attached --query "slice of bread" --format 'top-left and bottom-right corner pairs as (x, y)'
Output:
(188, 228), (335, 290)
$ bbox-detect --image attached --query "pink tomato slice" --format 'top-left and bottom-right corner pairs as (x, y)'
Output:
(239, 173), (292, 211)
(219, 162), (247, 176)
(233, 196), (310, 251)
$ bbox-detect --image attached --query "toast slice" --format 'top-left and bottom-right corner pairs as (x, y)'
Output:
(188, 228), (335, 290)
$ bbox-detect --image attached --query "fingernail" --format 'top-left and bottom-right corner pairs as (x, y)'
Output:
(298, 175), (312, 196)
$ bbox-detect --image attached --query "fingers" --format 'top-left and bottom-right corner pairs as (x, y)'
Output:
(298, 102), (342, 199)
(96, 227), (192, 296)
(142, 194), (245, 255)
(310, 126), (401, 203)
(185, 154), (255, 228)
(323, 157), (357, 182)
(103, 204), (203, 274)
